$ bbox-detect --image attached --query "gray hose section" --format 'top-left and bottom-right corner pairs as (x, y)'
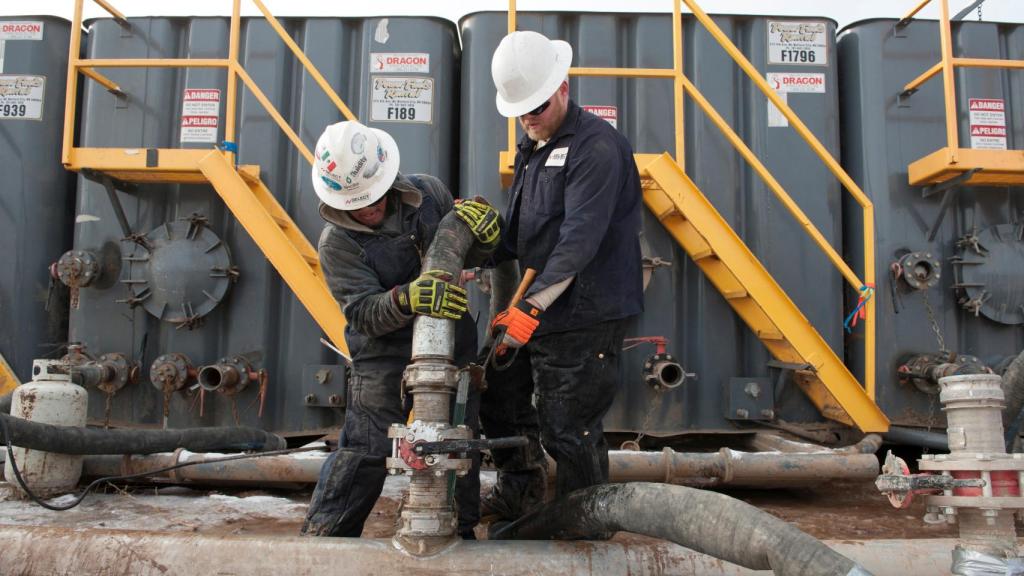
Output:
(495, 482), (869, 576)
(423, 211), (477, 285)
(883, 426), (948, 451)
(999, 349), (1024, 445)
(0, 413), (286, 454)
(484, 260), (520, 348)
(0, 392), (10, 415)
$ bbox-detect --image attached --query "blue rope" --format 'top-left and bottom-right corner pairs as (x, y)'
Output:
(844, 285), (874, 333)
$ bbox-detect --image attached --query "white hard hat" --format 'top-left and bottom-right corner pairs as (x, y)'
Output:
(311, 121), (400, 211)
(491, 31), (573, 118)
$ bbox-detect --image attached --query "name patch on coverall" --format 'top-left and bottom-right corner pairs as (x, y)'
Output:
(546, 147), (569, 167)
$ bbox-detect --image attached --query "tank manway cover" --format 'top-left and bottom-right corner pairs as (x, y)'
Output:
(953, 224), (1024, 325)
(121, 215), (237, 328)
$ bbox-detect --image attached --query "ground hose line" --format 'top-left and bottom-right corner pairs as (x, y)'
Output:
(492, 482), (871, 576)
(0, 413), (323, 511)
(0, 412), (286, 454)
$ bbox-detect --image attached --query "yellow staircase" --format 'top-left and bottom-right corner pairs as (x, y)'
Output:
(62, 148), (350, 357)
(61, 0), (353, 357)
(639, 153), (888, 432)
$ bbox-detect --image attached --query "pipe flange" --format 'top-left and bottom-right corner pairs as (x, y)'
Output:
(402, 363), (459, 395)
(198, 356), (253, 393)
(642, 353), (688, 390)
(56, 250), (101, 289)
(898, 251), (941, 291)
(95, 353), (137, 394)
(149, 353), (195, 391)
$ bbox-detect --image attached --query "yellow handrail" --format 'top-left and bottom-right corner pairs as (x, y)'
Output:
(62, 0), (358, 170)
(899, 0), (1024, 167)
(503, 0), (877, 399)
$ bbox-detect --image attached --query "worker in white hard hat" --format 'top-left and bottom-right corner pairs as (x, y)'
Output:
(301, 121), (501, 539)
(480, 30), (644, 526)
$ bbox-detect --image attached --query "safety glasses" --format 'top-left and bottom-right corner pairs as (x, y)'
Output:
(522, 98), (552, 117)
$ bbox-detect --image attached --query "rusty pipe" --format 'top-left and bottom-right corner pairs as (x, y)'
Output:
(197, 357), (254, 393)
(593, 448), (880, 488)
(80, 445), (879, 489)
(0, 526), (971, 576)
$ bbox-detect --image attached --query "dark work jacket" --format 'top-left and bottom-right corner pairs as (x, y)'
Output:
(496, 100), (643, 335)
(317, 174), (477, 373)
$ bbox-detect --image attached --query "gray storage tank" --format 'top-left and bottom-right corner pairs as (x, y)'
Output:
(838, 18), (1024, 428)
(460, 12), (845, 436)
(69, 16), (459, 433)
(0, 16), (75, 383)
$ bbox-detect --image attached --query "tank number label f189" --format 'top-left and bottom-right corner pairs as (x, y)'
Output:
(768, 21), (828, 66)
(0, 75), (45, 121)
(370, 76), (434, 124)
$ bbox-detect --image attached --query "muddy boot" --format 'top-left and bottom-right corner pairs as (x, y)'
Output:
(480, 466), (547, 521)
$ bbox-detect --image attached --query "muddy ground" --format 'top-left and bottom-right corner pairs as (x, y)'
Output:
(0, 474), (959, 541)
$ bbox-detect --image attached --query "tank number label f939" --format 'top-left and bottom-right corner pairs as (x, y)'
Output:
(0, 75), (45, 121)
(768, 21), (828, 66)
(371, 76), (434, 124)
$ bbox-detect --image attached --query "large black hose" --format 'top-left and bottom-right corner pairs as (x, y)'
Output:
(0, 392), (10, 415)
(1000, 349), (1024, 447)
(494, 483), (870, 576)
(0, 413), (285, 454)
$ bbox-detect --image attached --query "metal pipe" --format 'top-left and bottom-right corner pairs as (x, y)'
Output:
(394, 211), (478, 553)
(80, 446), (879, 489)
(0, 526), (972, 576)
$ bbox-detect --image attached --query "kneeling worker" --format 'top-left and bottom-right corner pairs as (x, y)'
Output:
(301, 121), (500, 539)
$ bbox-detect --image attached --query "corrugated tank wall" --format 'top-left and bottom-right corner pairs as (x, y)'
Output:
(461, 12), (844, 435)
(0, 17), (75, 382)
(71, 16), (458, 433)
(839, 18), (1024, 428)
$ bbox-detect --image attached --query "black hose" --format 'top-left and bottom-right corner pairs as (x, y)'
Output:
(0, 392), (11, 415)
(0, 413), (285, 454)
(1000, 349), (1024, 448)
(883, 426), (948, 451)
(493, 482), (870, 576)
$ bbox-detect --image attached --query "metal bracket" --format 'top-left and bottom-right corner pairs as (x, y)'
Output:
(81, 169), (137, 238)
(923, 169), (981, 242)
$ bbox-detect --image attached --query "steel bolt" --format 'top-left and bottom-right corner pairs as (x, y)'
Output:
(942, 507), (957, 516)
(735, 409), (749, 419)
(406, 434), (416, 443)
(304, 393), (317, 404)
(760, 409), (774, 419)
(434, 470), (444, 477)
(328, 394), (342, 406)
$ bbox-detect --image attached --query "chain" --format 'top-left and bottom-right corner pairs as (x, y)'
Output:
(922, 290), (947, 353)
(632, 389), (664, 446)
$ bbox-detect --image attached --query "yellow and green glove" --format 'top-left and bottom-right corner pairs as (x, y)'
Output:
(395, 270), (469, 320)
(453, 198), (501, 251)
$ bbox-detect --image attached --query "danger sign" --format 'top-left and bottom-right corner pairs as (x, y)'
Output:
(0, 21), (44, 41)
(968, 98), (1006, 150)
(371, 53), (430, 74)
(766, 72), (825, 93)
(180, 88), (220, 144)
(583, 105), (618, 129)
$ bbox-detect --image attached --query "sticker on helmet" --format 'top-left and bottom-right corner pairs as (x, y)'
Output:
(350, 132), (366, 154)
(321, 176), (342, 191)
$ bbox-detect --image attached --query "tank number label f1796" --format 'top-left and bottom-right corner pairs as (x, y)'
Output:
(778, 49), (817, 63)
(768, 21), (828, 66)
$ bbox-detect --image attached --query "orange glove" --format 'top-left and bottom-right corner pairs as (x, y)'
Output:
(491, 301), (541, 349)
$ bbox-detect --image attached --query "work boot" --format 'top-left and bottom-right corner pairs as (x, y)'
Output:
(480, 467), (547, 521)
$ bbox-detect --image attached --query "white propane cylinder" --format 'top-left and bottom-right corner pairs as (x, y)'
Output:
(4, 359), (88, 497)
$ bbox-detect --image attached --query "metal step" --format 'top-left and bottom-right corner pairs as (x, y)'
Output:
(639, 153), (889, 433)
(196, 149), (348, 357)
